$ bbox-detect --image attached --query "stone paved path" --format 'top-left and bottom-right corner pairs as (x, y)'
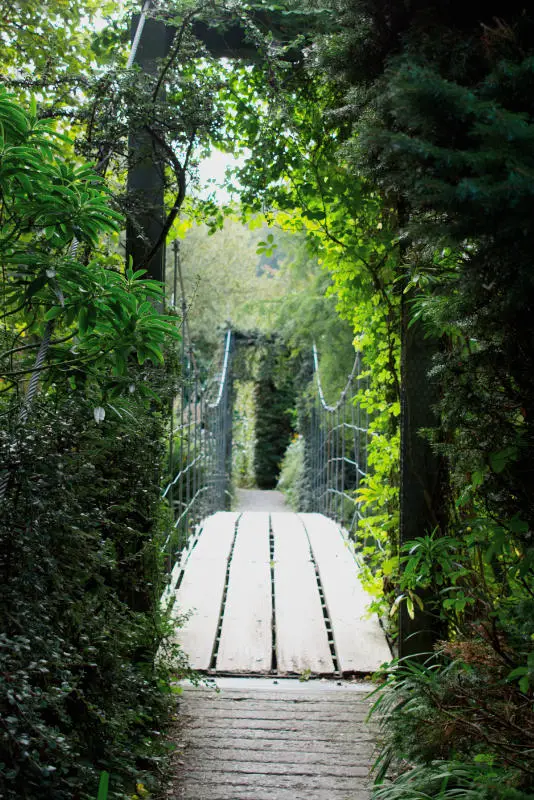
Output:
(168, 677), (375, 800)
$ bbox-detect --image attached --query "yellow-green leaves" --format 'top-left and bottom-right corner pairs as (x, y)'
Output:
(0, 91), (180, 402)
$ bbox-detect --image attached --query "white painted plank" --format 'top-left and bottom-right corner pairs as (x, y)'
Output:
(300, 513), (391, 672)
(271, 513), (334, 674)
(270, 512), (311, 562)
(228, 512), (270, 563)
(191, 512), (239, 560)
(172, 512), (238, 670)
(299, 513), (356, 568)
(216, 513), (272, 672)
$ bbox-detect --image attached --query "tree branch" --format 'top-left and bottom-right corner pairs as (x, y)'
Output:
(138, 125), (196, 269)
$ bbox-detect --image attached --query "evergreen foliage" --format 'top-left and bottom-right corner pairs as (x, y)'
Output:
(0, 396), (187, 800)
(310, 0), (534, 795)
(253, 341), (295, 489)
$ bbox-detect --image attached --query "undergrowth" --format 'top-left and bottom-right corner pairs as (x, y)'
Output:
(370, 642), (534, 800)
(0, 393), (192, 799)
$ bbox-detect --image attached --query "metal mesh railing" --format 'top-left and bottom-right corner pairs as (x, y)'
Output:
(161, 329), (233, 572)
(302, 343), (370, 535)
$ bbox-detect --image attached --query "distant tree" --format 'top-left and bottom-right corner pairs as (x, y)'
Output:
(254, 341), (295, 489)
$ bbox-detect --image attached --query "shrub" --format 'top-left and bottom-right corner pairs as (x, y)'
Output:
(277, 435), (305, 510)
(0, 395), (189, 799)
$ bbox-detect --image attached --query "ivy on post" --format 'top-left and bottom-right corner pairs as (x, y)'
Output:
(126, 6), (174, 285)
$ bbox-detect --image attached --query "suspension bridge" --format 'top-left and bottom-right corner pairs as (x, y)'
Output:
(161, 330), (390, 675)
(160, 329), (390, 800)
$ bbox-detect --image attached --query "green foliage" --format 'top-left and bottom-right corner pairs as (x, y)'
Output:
(370, 647), (534, 798)
(97, 772), (110, 800)
(277, 434), (305, 509)
(261, 226), (357, 396)
(254, 340), (295, 489)
(203, 1), (534, 796)
(218, 42), (402, 605)
(373, 761), (534, 800)
(169, 217), (288, 364)
(233, 380), (257, 488)
(0, 0), (113, 78)
(0, 90), (180, 403)
(0, 394), (191, 800)
(0, 90), (185, 799)
(310, 0), (534, 794)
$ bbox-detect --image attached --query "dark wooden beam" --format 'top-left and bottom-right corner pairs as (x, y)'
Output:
(126, 13), (174, 284)
(398, 292), (448, 660)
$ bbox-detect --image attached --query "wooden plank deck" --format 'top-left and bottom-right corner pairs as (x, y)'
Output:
(271, 512), (334, 675)
(171, 510), (390, 676)
(167, 678), (375, 800)
(172, 512), (238, 670)
(300, 513), (392, 673)
(216, 513), (272, 673)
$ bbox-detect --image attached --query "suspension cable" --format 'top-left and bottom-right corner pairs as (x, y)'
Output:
(209, 329), (233, 409)
(312, 342), (361, 412)
(162, 330), (233, 503)
(127, 1), (152, 69)
(162, 329), (234, 571)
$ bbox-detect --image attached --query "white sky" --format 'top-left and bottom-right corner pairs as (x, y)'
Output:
(195, 148), (248, 204)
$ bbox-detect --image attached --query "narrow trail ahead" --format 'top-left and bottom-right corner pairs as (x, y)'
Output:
(234, 487), (290, 511)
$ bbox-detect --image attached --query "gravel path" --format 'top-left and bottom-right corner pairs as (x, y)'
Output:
(234, 488), (289, 511)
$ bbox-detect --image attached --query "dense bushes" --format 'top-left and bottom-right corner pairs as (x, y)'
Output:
(0, 395), (186, 799)
(223, 1), (534, 794)
(372, 645), (534, 800)
(0, 88), (187, 799)
(313, 1), (534, 795)
(253, 342), (295, 489)
(276, 434), (305, 509)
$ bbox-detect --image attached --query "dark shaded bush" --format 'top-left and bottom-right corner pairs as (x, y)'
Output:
(254, 343), (295, 489)
(0, 394), (186, 799)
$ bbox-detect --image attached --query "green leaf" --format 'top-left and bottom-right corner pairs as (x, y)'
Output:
(382, 557), (399, 577)
(508, 667), (528, 680)
(97, 771), (109, 800)
(489, 447), (518, 474)
(78, 306), (89, 335)
(44, 306), (62, 321)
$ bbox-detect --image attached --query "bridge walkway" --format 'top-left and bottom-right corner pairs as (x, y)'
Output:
(169, 677), (375, 800)
(170, 510), (390, 677)
(165, 508), (390, 800)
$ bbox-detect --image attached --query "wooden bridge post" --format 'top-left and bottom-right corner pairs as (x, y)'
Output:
(126, 7), (174, 284)
(399, 292), (448, 660)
